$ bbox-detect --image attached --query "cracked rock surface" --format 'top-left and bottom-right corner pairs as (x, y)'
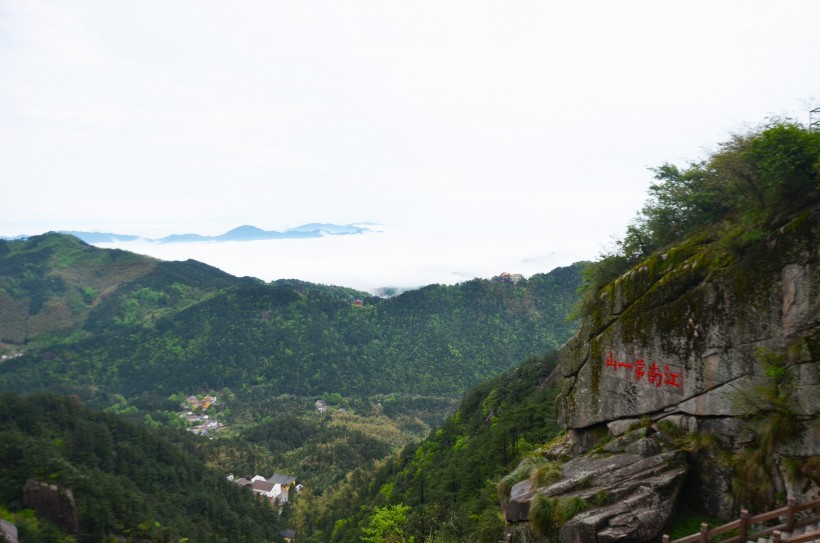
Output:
(503, 427), (686, 543)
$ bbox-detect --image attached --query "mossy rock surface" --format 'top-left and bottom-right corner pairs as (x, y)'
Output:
(558, 207), (819, 429)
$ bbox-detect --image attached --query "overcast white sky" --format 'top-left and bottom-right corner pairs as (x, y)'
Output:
(1, 1), (818, 291)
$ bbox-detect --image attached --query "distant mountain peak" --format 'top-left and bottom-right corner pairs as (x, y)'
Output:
(1, 223), (377, 244)
(225, 225), (265, 234)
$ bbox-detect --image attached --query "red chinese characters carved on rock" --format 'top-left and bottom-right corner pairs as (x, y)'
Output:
(604, 351), (683, 391)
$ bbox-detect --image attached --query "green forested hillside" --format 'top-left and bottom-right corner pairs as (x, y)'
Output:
(0, 233), (156, 345)
(0, 392), (282, 543)
(194, 393), (440, 496)
(0, 232), (253, 348)
(289, 352), (563, 543)
(0, 246), (583, 401)
(0, 231), (585, 532)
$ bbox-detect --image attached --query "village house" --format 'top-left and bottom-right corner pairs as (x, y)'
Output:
(230, 473), (298, 504)
(250, 476), (282, 500)
(267, 473), (297, 503)
(267, 473), (296, 490)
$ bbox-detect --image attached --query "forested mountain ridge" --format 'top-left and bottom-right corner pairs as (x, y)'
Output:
(0, 232), (255, 347)
(0, 236), (584, 402)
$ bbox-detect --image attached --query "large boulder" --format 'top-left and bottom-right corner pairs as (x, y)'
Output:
(503, 429), (687, 543)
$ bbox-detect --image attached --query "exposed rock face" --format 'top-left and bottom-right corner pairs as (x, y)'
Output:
(555, 209), (819, 523)
(22, 479), (79, 535)
(502, 426), (686, 543)
(559, 215), (818, 428)
(0, 519), (18, 543)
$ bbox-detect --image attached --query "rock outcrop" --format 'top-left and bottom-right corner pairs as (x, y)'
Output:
(558, 208), (819, 515)
(558, 211), (818, 431)
(502, 208), (819, 542)
(503, 422), (687, 543)
(22, 479), (79, 535)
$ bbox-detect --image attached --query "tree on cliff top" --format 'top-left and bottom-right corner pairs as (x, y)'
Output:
(583, 120), (820, 295)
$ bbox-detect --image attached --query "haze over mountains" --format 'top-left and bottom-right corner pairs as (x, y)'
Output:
(2, 221), (575, 293)
(0, 223), (375, 244)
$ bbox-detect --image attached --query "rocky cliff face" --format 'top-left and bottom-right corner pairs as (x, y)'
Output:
(502, 208), (819, 542)
(22, 479), (79, 535)
(559, 211), (817, 429)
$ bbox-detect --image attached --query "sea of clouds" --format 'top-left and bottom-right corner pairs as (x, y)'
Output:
(97, 223), (598, 294)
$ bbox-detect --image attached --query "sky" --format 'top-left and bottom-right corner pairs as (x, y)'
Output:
(1, 1), (818, 291)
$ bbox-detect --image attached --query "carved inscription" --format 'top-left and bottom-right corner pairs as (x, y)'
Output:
(603, 351), (684, 396)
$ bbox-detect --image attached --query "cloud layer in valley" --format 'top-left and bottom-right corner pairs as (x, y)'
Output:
(2, 1), (818, 288)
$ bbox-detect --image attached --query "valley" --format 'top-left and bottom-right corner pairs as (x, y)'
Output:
(0, 233), (584, 542)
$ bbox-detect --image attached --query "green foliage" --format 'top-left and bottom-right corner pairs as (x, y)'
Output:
(496, 457), (545, 504)
(361, 504), (415, 543)
(0, 259), (583, 405)
(528, 495), (588, 536)
(270, 278), (371, 302)
(580, 121), (820, 298)
(554, 495), (588, 525)
(0, 234), (159, 343)
(580, 253), (630, 298)
(0, 392), (282, 543)
(528, 494), (558, 537)
(0, 505), (70, 543)
(229, 399), (420, 494)
(728, 347), (803, 510)
(295, 352), (564, 542)
(741, 122), (820, 206)
(590, 490), (613, 507)
(530, 462), (562, 488)
(665, 513), (721, 540)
